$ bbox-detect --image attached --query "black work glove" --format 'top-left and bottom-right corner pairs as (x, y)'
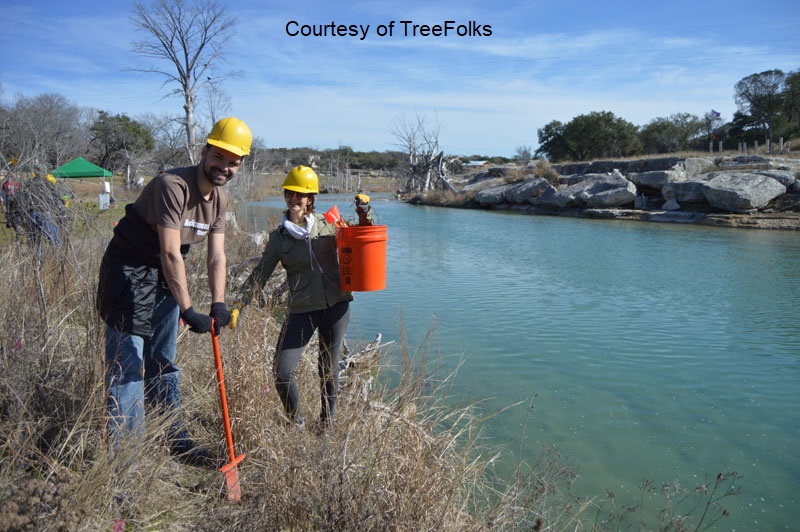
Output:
(181, 306), (212, 334)
(209, 302), (231, 334)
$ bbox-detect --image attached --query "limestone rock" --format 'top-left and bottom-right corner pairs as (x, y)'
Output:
(474, 185), (508, 205)
(627, 170), (686, 189)
(534, 185), (570, 208)
(464, 156), (796, 217)
(753, 170), (796, 190)
(504, 177), (554, 204)
(568, 170), (637, 208)
(662, 176), (713, 203)
(681, 157), (717, 177)
(462, 176), (506, 193)
(702, 172), (787, 212)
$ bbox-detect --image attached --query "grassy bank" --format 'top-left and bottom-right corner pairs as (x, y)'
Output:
(0, 183), (740, 530)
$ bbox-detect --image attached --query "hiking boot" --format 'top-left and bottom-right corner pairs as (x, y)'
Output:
(170, 439), (221, 468)
(169, 429), (220, 468)
(313, 417), (333, 436)
(174, 446), (220, 468)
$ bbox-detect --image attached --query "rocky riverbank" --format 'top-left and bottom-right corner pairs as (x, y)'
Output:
(515, 205), (800, 230)
(410, 155), (800, 230)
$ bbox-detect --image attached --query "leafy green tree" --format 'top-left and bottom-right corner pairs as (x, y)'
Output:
(90, 111), (154, 187)
(535, 120), (567, 161)
(640, 118), (682, 154)
(90, 111), (154, 171)
(782, 69), (800, 137)
(734, 69), (786, 148)
(537, 112), (640, 162)
(568, 111), (641, 160)
(725, 111), (763, 146)
(640, 113), (703, 153)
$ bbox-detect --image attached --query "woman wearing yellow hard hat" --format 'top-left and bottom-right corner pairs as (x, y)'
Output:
(235, 165), (373, 432)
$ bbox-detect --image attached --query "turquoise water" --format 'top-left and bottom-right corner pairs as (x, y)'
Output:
(241, 196), (799, 530)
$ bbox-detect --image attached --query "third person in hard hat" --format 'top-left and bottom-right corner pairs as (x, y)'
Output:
(235, 165), (374, 432)
(97, 116), (252, 467)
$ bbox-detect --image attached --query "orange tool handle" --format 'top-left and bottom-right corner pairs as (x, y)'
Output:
(211, 321), (236, 463)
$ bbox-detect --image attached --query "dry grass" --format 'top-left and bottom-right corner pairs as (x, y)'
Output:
(529, 161), (561, 187)
(0, 197), (566, 531)
(0, 192), (741, 531)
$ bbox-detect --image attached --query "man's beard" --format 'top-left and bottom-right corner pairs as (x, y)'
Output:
(203, 158), (231, 186)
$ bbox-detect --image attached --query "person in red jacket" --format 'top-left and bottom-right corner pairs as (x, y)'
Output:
(3, 176), (19, 228)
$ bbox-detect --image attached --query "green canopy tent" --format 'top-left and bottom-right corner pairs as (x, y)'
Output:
(51, 157), (114, 209)
(51, 157), (112, 179)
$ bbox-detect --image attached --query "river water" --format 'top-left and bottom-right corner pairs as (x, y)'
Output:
(241, 195), (799, 530)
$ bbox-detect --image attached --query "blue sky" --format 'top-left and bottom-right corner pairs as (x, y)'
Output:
(2, 0), (798, 157)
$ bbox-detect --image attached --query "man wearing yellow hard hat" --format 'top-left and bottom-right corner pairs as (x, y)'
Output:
(97, 117), (252, 467)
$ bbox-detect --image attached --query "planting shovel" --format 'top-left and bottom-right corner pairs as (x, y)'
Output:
(211, 321), (245, 502)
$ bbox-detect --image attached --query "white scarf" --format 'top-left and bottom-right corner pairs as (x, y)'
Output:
(282, 214), (323, 272)
(283, 214), (315, 239)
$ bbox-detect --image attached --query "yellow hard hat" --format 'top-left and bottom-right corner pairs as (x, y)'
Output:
(46, 174), (57, 184)
(207, 117), (252, 157)
(283, 165), (319, 194)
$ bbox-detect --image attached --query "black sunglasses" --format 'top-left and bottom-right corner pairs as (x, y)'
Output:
(284, 190), (312, 199)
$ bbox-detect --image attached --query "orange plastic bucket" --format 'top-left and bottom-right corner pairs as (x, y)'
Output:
(336, 225), (387, 291)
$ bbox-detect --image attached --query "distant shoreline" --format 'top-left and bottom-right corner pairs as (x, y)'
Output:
(406, 195), (800, 231)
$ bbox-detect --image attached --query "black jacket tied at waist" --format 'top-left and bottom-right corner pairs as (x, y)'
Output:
(96, 205), (188, 336)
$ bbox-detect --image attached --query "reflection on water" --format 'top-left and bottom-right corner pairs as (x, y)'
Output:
(242, 195), (800, 530)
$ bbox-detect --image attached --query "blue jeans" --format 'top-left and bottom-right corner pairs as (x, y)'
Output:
(105, 291), (181, 446)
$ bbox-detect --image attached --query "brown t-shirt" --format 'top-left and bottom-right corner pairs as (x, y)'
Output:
(134, 166), (227, 244)
(109, 166), (228, 265)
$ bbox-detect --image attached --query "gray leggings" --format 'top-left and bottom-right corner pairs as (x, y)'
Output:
(273, 300), (351, 424)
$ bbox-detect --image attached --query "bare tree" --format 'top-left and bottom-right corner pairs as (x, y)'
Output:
(227, 136), (267, 200)
(330, 145), (354, 192)
(130, 0), (238, 164)
(202, 81), (231, 126)
(514, 145), (533, 165)
(390, 114), (456, 193)
(0, 93), (86, 174)
(139, 112), (192, 174)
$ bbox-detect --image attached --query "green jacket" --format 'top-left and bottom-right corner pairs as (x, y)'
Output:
(239, 211), (371, 313)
